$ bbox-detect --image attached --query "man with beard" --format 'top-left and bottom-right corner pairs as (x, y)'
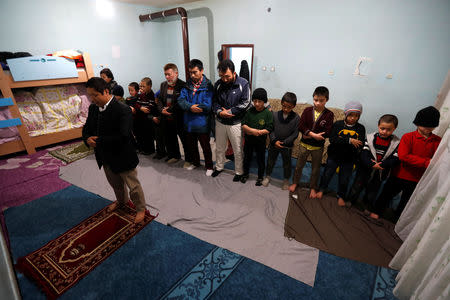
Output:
(211, 59), (251, 181)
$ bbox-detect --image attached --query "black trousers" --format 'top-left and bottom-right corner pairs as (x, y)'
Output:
(160, 117), (190, 160)
(134, 117), (155, 153)
(266, 144), (293, 180)
(319, 158), (353, 199)
(377, 176), (417, 217)
(243, 135), (266, 179)
(347, 168), (383, 211)
(186, 132), (213, 169)
(153, 121), (166, 156)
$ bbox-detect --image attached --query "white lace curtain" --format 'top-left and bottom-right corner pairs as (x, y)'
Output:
(389, 73), (450, 300)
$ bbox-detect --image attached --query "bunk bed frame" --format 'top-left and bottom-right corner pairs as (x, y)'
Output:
(0, 53), (94, 156)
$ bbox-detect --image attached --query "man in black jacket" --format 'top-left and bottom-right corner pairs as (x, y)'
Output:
(156, 63), (188, 164)
(83, 77), (146, 223)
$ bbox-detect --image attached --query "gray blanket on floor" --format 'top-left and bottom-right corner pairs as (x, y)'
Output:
(59, 155), (319, 286)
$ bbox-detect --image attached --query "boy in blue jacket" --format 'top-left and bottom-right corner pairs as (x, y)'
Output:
(177, 59), (214, 176)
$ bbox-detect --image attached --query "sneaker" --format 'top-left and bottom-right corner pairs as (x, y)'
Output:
(167, 158), (179, 164)
(240, 174), (249, 183)
(233, 174), (242, 182)
(186, 164), (197, 170)
(211, 169), (222, 177)
(183, 162), (193, 169)
(255, 178), (263, 186)
(262, 176), (271, 187)
(205, 169), (214, 176)
(282, 179), (289, 190)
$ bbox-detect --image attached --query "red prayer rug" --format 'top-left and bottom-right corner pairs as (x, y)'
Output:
(16, 203), (156, 299)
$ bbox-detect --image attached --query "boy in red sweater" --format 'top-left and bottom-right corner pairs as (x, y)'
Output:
(289, 86), (334, 198)
(377, 106), (441, 222)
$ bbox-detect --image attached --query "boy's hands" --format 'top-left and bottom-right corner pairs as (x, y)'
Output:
(152, 117), (160, 124)
(140, 106), (150, 113)
(309, 132), (325, 141)
(350, 138), (363, 148)
(275, 141), (286, 149)
(162, 107), (172, 116)
(250, 129), (268, 136)
(371, 160), (384, 170)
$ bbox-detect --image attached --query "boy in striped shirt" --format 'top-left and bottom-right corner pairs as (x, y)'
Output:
(346, 114), (400, 219)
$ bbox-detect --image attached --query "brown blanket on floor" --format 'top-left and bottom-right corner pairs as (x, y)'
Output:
(284, 188), (402, 267)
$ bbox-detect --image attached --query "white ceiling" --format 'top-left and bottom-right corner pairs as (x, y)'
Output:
(113, 0), (200, 8)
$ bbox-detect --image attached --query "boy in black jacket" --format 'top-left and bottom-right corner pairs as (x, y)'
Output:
(262, 92), (300, 190)
(346, 114), (400, 219)
(316, 101), (366, 205)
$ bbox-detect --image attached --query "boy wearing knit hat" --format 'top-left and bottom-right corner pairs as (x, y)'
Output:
(316, 101), (366, 206)
(377, 106), (441, 222)
(241, 88), (274, 185)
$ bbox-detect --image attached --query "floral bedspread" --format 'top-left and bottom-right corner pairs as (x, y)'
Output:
(13, 84), (90, 137)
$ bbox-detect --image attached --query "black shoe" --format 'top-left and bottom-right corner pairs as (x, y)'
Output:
(211, 169), (222, 177)
(233, 174), (242, 182)
(240, 174), (249, 183)
(141, 151), (154, 156)
(255, 178), (263, 186)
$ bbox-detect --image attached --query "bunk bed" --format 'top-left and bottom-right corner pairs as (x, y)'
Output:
(0, 53), (94, 156)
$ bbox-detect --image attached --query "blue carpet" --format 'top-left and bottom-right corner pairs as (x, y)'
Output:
(4, 185), (398, 299)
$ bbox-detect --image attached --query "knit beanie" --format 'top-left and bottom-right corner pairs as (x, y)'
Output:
(344, 101), (363, 117)
(413, 106), (440, 127)
(252, 88), (268, 103)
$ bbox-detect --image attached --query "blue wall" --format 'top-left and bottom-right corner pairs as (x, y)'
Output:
(0, 0), (164, 94)
(1, 0), (449, 134)
(160, 0), (450, 135)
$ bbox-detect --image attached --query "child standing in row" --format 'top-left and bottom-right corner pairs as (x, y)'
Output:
(346, 114), (400, 218)
(289, 86), (334, 198)
(316, 101), (366, 205)
(126, 82), (140, 110)
(377, 106), (441, 221)
(241, 88), (274, 185)
(262, 92), (300, 190)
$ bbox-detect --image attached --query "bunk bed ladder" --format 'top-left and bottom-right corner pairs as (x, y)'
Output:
(0, 68), (36, 155)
